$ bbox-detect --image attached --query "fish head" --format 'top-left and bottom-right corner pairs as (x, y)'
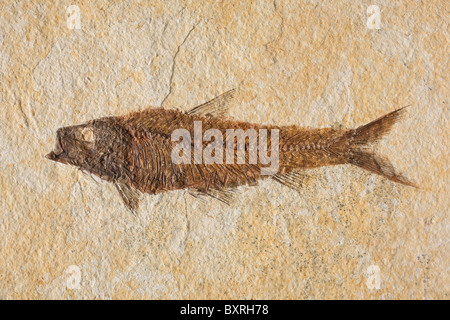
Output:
(46, 118), (129, 178)
(46, 123), (98, 167)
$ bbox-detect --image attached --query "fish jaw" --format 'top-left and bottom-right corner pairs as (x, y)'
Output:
(45, 131), (72, 165)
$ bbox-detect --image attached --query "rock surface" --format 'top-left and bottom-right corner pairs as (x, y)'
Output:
(0, 0), (448, 299)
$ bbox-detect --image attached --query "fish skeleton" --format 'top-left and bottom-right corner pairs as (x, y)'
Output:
(46, 89), (415, 213)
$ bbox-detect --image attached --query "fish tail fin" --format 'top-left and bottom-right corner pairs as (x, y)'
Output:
(346, 107), (417, 187)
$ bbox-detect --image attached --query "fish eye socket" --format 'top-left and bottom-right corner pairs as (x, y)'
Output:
(81, 127), (95, 143)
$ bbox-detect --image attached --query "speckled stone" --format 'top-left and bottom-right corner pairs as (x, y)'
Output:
(0, 0), (448, 299)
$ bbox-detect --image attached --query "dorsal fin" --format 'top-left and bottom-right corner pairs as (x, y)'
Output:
(186, 89), (236, 118)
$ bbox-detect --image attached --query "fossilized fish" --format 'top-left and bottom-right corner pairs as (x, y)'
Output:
(46, 89), (415, 213)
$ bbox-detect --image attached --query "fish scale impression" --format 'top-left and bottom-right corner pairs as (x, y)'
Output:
(46, 89), (416, 213)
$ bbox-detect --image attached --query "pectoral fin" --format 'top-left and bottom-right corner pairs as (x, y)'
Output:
(186, 89), (236, 118)
(115, 181), (142, 214)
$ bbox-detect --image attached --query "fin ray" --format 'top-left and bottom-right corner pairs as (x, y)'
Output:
(189, 187), (237, 205)
(186, 89), (236, 118)
(347, 107), (416, 187)
(115, 181), (142, 214)
(272, 171), (307, 193)
(349, 151), (416, 187)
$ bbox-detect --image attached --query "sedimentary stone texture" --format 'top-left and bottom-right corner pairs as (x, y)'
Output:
(0, 0), (448, 299)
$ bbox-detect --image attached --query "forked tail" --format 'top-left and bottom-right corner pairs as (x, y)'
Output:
(345, 107), (416, 187)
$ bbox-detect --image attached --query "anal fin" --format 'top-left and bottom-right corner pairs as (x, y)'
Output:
(189, 188), (237, 205)
(272, 171), (307, 193)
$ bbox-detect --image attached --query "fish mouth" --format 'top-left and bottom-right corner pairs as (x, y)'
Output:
(45, 150), (62, 161)
(45, 137), (66, 163)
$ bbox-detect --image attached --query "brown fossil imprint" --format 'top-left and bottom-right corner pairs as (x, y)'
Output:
(46, 90), (415, 213)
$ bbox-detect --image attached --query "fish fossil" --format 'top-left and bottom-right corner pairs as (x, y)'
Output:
(46, 89), (415, 213)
